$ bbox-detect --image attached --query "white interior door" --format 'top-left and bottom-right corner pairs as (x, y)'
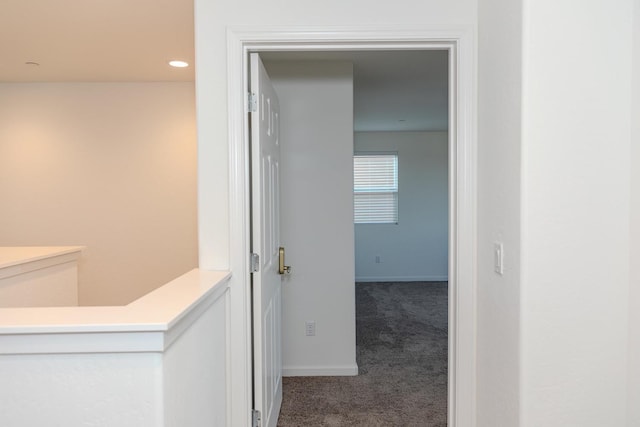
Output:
(250, 52), (283, 427)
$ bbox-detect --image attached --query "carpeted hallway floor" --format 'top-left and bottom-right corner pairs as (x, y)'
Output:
(277, 282), (448, 426)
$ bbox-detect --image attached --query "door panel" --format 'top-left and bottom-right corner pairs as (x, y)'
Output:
(251, 52), (282, 427)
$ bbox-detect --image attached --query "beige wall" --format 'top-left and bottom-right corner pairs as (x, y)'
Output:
(0, 83), (198, 306)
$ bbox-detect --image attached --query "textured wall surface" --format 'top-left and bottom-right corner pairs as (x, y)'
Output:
(520, 1), (633, 425)
(0, 353), (162, 426)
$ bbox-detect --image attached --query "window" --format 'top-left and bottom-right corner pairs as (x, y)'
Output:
(353, 153), (398, 224)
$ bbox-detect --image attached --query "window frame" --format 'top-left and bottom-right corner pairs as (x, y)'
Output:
(353, 151), (399, 225)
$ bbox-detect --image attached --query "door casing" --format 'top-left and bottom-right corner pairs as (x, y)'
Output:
(225, 27), (477, 427)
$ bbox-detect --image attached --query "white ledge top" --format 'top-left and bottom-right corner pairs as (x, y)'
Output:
(0, 269), (231, 336)
(0, 246), (84, 270)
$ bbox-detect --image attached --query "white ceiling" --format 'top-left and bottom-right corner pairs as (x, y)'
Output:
(351, 51), (448, 132)
(260, 50), (449, 132)
(0, 0), (195, 82)
(355, 51), (448, 132)
(1, 1), (448, 131)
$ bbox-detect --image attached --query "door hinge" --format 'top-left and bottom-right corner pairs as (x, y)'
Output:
(250, 253), (260, 273)
(248, 92), (257, 113)
(252, 409), (261, 427)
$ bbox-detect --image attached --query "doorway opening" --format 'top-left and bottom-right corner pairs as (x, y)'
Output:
(226, 28), (476, 427)
(259, 50), (450, 425)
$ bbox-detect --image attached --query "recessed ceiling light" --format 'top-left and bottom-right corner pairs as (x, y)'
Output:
(169, 60), (189, 68)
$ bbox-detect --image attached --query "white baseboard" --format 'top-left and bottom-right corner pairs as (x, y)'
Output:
(355, 275), (448, 283)
(282, 364), (359, 377)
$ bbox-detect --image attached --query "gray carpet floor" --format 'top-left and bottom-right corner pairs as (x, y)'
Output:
(277, 282), (448, 426)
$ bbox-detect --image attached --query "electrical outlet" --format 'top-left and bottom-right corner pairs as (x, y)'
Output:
(375, 255), (381, 264)
(305, 321), (316, 336)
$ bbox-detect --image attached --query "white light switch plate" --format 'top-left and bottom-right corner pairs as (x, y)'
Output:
(494, 242), (504, 275)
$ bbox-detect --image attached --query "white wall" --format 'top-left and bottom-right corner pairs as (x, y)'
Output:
(163, 290), (228, 426)
(266, 61), (357, 376)
(194, 2), (477, 424)
(193, 2), (640, 425)
(478, 1), (640, 425)
(629, 1), (640, 424)
(476, 0), (522, 424)
(195, 0), (477, 272)
(0, 271), (230, 427)
(520, 1), (634, 425)
(0, 83), (198, 306)
(0, 352), (163, 426)
(354, 131), (448, 282)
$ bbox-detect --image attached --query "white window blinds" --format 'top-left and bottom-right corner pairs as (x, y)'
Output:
(354, 153), (398, 224)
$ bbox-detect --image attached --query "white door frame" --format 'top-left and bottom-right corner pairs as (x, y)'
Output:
(226, 27), (477, 427)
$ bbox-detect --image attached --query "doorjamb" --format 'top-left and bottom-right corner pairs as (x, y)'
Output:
(226, 27), (477, 427)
